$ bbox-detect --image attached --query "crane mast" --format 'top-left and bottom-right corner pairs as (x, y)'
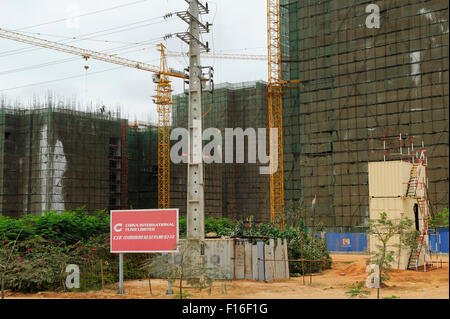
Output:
(267, 0), (285, 227)
(153, 44), (172, 209)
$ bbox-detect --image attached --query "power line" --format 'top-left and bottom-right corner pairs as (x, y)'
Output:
(12, 0), (150, 31)
(0, 17), (175, 58)
(18, 30), (154, 45)
(0, 58), (160, 92)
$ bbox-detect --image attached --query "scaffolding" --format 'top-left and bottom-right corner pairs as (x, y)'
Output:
(127, 123), (159, 210)
(0, 99), (128, 217)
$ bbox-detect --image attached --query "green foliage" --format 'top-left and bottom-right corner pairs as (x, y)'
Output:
(179, 217), (187, 237)
(429, 208), (449, 229)
(346, 281), (370, 299)
(1, 207), (332, 293)
(383, 295), (400, 299)
(205, 216), (235, 236)
(0, 231), (22, 298)
(3, 238), (70, 293)
(179, 215), (237, 238)
(0, 208), (109, 245)
(0, 234), (147, 294)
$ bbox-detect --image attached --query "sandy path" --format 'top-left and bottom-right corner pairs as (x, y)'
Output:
(5, 254), (449, 299)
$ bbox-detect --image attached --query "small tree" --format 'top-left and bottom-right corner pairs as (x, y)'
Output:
(368, 212), (415, 284)
(429, 208), (449, 229)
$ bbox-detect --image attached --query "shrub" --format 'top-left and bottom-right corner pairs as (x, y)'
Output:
(0, 208), (109, 245)
(1, 234), (148, 293)
(2, 238), (70, 293)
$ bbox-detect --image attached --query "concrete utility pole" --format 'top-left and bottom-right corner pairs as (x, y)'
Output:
(187, 0), (204, 241)
(176, 0), (210, 242)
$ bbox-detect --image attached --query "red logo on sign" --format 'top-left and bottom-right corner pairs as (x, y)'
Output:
(110, 209), (179, 253)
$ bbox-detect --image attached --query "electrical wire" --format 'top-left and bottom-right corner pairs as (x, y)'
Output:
(0, 17), (176, 58)
(18, 30), (156, 46)
(0, 58), (160, 93)
(12, 0), (150, 31)
(211, 47), (266, 53)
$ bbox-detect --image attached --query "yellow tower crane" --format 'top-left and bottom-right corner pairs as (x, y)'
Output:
(152, 44), (172, 209)
(267, 0), (285, 227)
(267, 0), (300, 228)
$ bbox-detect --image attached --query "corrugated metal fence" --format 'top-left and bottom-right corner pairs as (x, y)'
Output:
(323, 233), (368, 252)
(429, 228), (449, 254)
(321, 229), (449, 254)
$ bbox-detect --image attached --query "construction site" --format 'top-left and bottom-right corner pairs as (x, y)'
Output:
(0, 0), (449, 300)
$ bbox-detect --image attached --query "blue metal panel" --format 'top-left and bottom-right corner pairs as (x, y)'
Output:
(428, 228), (449, 254)
(325, 233), (368, 252)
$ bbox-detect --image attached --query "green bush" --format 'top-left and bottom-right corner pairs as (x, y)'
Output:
(0, 234), (148, 293)
(179, 214), (236, 237)
(2, 238), (70, 292)
(0, 207), (109, 245)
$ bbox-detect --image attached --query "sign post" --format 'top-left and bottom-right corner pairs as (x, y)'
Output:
(110, 209), (179, 295)
(118, 253), (125, 294)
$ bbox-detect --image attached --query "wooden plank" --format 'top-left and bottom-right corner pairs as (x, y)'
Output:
(274, 238), (284, 280)
(234, 240), (245, 279)
(244, 241), (253, 280)
(264, 239), (275, 281)
(284, 239), (290, 279)
(257, 241), (265, 281)
(252, 244), (259, 281)
(204, 239), (234, 280)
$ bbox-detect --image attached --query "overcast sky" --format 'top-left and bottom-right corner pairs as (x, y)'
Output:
(0, 0), (267, 121)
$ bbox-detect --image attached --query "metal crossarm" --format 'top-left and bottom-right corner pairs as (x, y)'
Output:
(176, 11), (211, 33)
(175, 32), (210, 52)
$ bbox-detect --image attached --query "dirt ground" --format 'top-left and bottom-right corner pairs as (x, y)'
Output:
(5, 254), (449, 299)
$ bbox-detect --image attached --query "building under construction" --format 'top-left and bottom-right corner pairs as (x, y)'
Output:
(0, 98), (159, 218)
